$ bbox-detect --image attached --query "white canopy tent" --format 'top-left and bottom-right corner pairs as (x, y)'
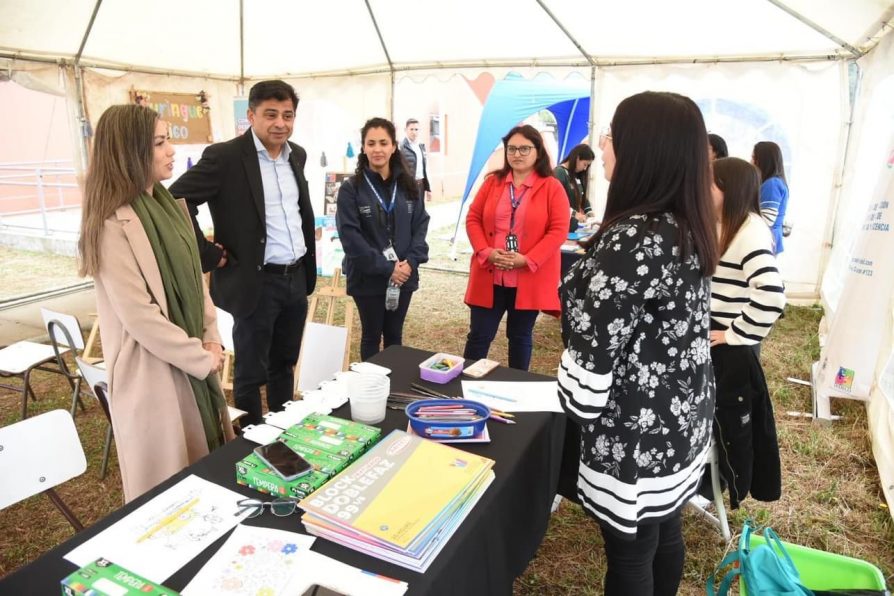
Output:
(2, 0), (894, 514)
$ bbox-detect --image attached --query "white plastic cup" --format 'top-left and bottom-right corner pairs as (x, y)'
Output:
(349, 372), (389, 424)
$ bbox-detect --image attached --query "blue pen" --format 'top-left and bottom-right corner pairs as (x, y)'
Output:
(465, 387), (517, 403)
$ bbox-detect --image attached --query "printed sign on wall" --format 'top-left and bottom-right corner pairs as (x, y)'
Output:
(132, 90), (212, 144)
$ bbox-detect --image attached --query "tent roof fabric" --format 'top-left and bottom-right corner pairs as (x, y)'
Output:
(1, 1), (892, 78)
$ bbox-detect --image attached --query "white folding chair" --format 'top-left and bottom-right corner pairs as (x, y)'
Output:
(75, 357), (115, 480)
(41, 308), (93, 418)
(0, 409), (88, 531)
(0, 341), (64, 420)
(688, 440), (731, 541)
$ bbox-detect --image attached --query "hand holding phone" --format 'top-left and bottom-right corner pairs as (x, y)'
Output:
(254, 442), (312, 481)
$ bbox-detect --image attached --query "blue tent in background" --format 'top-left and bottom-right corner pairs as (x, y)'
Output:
(454, 73), (591, 240)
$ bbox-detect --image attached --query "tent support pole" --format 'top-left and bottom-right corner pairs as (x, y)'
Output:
(817, 59), (862, 295)
(535, 0), (596, 68)
(764, 0), (863, 58)
(364, 0), (395, 119)
(68, 0), (102, 177)
(239, 0), (245, 90)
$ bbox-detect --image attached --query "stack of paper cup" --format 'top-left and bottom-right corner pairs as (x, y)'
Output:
(349, 372), (389, 424)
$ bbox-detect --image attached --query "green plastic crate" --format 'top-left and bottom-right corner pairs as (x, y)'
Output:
(740, 533), (887, 594)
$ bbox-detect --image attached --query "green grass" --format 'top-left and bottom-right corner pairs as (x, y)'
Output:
(1, 271), (892, 594)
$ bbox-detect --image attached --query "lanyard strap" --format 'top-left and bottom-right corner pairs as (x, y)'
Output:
(509, 183), (528, 232)
(363, 173), (397, 214)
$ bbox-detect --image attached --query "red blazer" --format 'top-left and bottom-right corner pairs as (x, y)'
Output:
(464, 172), (568, 315)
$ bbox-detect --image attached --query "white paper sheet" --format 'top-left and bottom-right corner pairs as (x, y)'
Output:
(280, 550), (408, 596)
(182, 525), (315, 595)
(263, 399), (331, 430)
(65, 475), (251, 582)
(461, 380), (563, 413)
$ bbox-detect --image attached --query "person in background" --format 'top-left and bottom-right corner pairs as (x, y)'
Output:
(169, 80), (317, 426)
(78, 105), (232, 502)
(708, 133), (729, 160)
(709, 157), (785, 508)
(337, 117), (430, 360)
(554, 143), (596, 232)
(463, 124), (567, 371)
(558, 92), (718, 595)
(752, 140), (789, 254)
(400, 118), (431, 201)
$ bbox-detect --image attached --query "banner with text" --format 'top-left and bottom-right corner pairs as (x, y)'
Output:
(133, 90), (212, 144)
(817, 139), (894, 399)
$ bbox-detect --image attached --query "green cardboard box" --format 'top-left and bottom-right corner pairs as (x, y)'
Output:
(295, 413), (382, 446)
(235, 452), (330, 500)
(235, 415), (380, 500)
(277, 426), (367, 461)
(61, 557), (178, 595)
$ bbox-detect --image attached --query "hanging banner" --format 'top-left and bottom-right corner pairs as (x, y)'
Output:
(131, 90), (212, 144)
(816, 139), (894, 400)
(233, 97), (249, 136)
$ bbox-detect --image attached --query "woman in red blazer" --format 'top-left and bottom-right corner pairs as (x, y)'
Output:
(463, 124), (568, 371)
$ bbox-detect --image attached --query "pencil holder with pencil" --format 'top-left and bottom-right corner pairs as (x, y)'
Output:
(419, 353), (464, 384)
(405, 399), (490, 439)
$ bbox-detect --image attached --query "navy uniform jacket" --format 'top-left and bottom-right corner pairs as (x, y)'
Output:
(335, 169), (430, 296)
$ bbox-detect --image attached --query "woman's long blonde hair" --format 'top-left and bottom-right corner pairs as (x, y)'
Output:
(78, 105), (158, 277)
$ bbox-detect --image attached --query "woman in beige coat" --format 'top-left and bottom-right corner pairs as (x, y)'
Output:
(78, 105), (234, 502)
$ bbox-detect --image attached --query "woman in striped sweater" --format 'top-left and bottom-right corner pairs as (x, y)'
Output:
(709, 157), (786, 508)
(559, 92), (718, 595)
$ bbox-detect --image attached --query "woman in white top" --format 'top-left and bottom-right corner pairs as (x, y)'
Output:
(709, 157), (786, 508)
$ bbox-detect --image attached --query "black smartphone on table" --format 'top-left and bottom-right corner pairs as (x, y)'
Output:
(253, 441), (312, 481)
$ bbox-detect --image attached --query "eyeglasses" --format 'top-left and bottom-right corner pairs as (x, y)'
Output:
(598, 126), (612, 150)
(235, 497), (299, 518)
(506, 145), (535, 156)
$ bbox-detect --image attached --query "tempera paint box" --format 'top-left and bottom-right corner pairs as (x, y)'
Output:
(61, 558), (179, 595)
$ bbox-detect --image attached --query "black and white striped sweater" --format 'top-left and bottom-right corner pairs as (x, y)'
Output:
(710, 213), (786, 344)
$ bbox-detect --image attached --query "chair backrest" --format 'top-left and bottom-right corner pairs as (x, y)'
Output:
(40, 308), (85, 351)
(75, 357), (111, 421)
(0, 409), (87, 510)
(215, 307), (235, 352)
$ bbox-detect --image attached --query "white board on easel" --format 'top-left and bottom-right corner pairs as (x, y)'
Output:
(296, 322), (348, 393)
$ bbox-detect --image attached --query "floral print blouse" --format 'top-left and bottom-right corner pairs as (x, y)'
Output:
(558, 212), (715, 537)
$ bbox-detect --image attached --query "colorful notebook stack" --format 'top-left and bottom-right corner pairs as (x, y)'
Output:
(298, 430), (495, 572)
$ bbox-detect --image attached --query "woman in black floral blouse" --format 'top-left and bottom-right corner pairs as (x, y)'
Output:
(558, 91), (718, 595)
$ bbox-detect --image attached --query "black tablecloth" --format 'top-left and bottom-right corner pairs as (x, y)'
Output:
(1, 346), (567, 596)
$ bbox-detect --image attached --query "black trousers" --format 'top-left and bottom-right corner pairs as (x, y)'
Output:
(463, 285), (539, 371)
(600, 512), (685, 596)
(353, 290), (413, 361)
(233, 266), (308, 426)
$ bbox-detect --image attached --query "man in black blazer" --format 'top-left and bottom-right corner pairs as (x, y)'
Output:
(170, 80), (317, 426)
(399, 118), (431, 201)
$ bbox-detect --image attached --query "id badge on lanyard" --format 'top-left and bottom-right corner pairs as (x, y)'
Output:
(364, 173), (399, 262)
(505, 183), (526, 252)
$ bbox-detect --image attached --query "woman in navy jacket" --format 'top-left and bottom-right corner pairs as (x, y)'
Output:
(336, 117), (430, 360)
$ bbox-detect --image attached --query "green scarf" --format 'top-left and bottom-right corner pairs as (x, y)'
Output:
(131, 183), (227, 451)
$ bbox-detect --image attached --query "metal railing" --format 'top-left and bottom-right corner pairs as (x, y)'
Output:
(0, 161), (81, 236)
